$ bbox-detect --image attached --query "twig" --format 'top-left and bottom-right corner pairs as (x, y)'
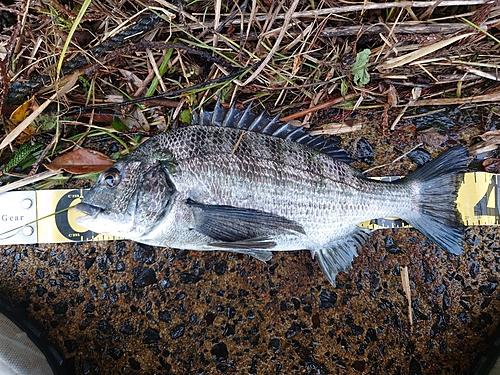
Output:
(363, 143), (424, 174)
(379, 33), (473, 70)
(280, 93), (358, 122)
(403, 90), (500, 106)
(0, 170), (63, 194)
(225, 1), (494, 25)
(240, 0), (299, 86)
(401, 266), (413, 329)
(318, 23), (470, 37)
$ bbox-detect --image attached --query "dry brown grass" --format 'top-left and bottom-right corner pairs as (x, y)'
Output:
(0, 0), (499, 183)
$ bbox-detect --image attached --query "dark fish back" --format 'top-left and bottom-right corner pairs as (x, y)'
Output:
(191, 99), (351, 163)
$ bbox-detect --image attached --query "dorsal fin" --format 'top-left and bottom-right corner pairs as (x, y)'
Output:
(191, 99), (350, 163)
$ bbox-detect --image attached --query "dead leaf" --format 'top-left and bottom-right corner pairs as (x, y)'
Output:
(44, 147), (114, 174)
(417, 128), (449, 148)
(481, 130), (500, 144)
(0, 72), (80, 150)
(292, 55), (301, 76)
(10, 98), (36, 125)
(120, 106), (150, 132)
(387, 85), (398, 108)
(119, 69), (144, 92)
(8, 98), (39, 144)
(483, 158), (500, 173)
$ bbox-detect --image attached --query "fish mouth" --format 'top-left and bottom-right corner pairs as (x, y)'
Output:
(75, 202), (103, 217)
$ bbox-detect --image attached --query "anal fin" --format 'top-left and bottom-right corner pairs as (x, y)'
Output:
(313, 227), (371, 286)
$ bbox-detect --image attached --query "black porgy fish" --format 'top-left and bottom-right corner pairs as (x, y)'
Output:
(76, 101), (468, 286)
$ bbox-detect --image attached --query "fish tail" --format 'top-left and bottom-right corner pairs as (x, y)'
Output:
(400, 146), (468, 255)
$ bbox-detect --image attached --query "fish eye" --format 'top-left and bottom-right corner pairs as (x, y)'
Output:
(102, 168), (121, 188)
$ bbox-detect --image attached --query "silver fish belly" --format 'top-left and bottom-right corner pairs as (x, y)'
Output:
(76, 102), (468, 286)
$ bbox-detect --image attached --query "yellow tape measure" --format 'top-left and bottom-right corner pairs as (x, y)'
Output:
(0, 172), (497, 245)
(0, 189), (118, 245)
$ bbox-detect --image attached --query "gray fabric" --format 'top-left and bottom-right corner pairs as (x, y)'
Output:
(0, 312), (53, 375)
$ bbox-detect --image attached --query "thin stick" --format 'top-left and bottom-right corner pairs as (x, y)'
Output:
(240, 0), (300, 86)
(401, 266), (413, 328)
(403, 91), (500, 107)
(226, 1), (493, 25)
(363, 143), (424, 174)
(0, 170), (63, 194)
(280, 93), (358, 122)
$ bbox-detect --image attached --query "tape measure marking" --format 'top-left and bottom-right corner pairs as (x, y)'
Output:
(0, 172), (498, 245)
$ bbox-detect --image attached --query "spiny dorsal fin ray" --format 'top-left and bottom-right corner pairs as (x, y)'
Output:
(192, 99), (350, 163)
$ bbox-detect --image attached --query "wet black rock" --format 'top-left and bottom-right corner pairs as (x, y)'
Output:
(422, 261), (436, 284)
(430, 314), (448, 337)
(36, 284), (47, 297)
(129, 358), (141, 370)
(53, 299), (68, 314)
(385, 236), (402, 255)
(319, 289), (337, 310)
(97, 320), (115, 335)
(119, 321), (134, 335)
(213, 260), (227, 275)
(350, 324), (364, 336)
(35, 268), (44, 279)
(354, 137), (375, 164)
(179, 272), (202, 284)
(286, 322), (302, 338)
(132, 267), (157, 288)
(479, 282), (498, 296)
(115, 262), (126, 272)
(158, 310), (172, 323)
(211, 342), (228, 361)
(408, 148), (431, 167)
(143, 327), (161, 344)
(134, 243), (156, 264)
(169, 324), (185, 339)
(64, 339), (79, 353)
(109, 347), (123, 360)
(365, 328), (378, 342)
(269, 338), (280, 353)
(223, 323), (235, 337)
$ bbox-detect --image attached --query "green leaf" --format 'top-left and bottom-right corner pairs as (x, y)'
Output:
(3, 143), (43, 172)
(351, 49), (371, 87)
(341, 79), (348, 97)
(179, 109), (192, 124)
(110, 115), (128, 131)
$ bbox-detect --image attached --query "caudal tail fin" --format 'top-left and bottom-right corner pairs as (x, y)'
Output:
(401, 146), (469, 255)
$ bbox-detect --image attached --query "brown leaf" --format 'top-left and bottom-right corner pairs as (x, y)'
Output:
(8, 98), (38, 144)
(483, 158), (500, 173)
(9, 98), (36, 125)
(481, 130), (500, 145)
(417, 128), (448, 148)
(387, 85), (398, 108)
(44, 147), (114, 174)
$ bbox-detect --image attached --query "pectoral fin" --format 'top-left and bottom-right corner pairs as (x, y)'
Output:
(187, 199), (305, 242)
(208, 240), (275, 262)
(313, 227), (371, 286)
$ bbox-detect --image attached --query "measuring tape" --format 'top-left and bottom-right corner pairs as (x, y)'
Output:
(0, 189), (118, 245)
(0, 172), (497, 245)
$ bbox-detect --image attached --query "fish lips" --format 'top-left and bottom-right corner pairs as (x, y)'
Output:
(75, 202), (103, 217)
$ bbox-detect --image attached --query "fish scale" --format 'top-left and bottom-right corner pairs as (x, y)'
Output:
(76, 103), (468, 286)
